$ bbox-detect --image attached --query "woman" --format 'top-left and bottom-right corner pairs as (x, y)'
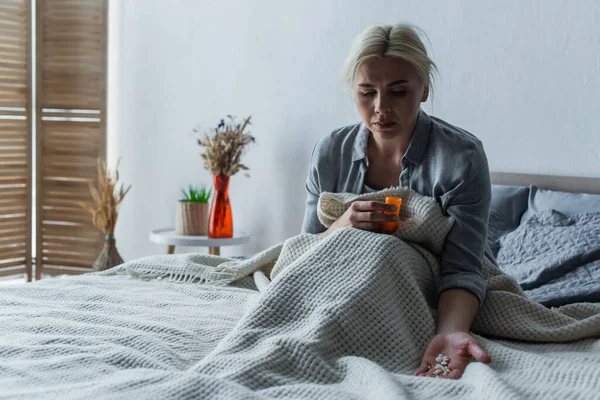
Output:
(302, 23), (492, 379)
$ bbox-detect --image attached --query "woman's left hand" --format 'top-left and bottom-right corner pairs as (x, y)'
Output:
(414, 332), (491, 379)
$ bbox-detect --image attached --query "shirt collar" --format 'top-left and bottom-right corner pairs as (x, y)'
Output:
(352, 109), (432, 165)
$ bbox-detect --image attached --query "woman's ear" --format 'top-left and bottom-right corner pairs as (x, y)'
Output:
(421, 86), (430, 103)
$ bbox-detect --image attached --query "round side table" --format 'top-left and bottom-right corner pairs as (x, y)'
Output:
(149, 229), (250, 256)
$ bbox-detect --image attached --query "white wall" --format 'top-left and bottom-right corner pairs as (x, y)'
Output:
(110, 0), (600, 260)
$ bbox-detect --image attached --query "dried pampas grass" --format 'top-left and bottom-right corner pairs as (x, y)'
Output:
(80, 158), (132, 235)
(194, 115), (255, 177)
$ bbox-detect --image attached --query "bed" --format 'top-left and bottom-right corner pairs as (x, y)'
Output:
(489, 172), (600, 307)
(1, 172), (600, 400)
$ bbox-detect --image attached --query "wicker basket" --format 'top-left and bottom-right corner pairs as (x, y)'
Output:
(176, 201), (209, 235)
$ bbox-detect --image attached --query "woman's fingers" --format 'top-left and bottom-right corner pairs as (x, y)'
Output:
(344, 200), (400, 231)
(353, 201), (397, 213)
(353, 221), (380, 231)
(468, 340), (491, 364)
(445, 367), (464, 380)
(414, 359), (431, 376)
(357, 211), (398, 222)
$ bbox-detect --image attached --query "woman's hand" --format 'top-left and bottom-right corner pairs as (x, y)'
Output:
(414, 332), (491, 379)
(324, 201), (398, 235)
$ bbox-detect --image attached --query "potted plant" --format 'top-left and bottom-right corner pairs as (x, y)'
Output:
(194, 115), (255, 238)
(176, 184), (212, 235)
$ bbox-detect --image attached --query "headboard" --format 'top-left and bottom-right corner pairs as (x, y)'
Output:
(491, 172), (600, 195)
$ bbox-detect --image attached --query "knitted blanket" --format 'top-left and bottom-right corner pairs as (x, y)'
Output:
(2, 188), (600, 399)
(0, 274), (258, 400)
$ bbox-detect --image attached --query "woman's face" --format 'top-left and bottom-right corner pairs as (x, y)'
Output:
(355, 57), (428, 138)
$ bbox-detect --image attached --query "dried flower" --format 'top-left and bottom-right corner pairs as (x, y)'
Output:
(80, 158), (132, 235)
(196, 115), (255, 177)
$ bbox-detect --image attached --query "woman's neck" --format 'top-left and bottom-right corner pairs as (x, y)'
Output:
(368, 115), (418, 162)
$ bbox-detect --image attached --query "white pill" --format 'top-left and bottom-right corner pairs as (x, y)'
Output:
(433, 370), (441, 375)
(441, 361), (448, 366)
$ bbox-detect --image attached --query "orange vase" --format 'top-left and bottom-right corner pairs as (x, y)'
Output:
(208, 175), (233, 238)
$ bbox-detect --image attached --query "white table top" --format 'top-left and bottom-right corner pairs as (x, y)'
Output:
(149, 228), (250, 247)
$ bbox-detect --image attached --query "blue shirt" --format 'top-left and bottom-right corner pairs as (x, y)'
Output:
(302, 110), (492, 305)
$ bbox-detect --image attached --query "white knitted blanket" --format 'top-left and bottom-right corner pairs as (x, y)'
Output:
(2, 188), (600, 399)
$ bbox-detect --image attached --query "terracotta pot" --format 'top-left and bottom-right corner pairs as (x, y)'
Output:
(176, 201), (209, 235)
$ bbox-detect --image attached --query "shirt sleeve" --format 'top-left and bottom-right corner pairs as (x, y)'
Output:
(301, 141), (328, 234)
(437, 147), (491, 306)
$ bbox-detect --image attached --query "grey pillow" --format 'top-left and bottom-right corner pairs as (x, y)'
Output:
(520, 186), (600, 224)
(490, 184), (530, 230)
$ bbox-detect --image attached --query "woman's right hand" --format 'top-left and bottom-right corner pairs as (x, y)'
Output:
(324, 201), (399, 235)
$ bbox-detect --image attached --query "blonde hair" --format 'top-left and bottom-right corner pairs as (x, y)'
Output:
(343, 23), (437, 89)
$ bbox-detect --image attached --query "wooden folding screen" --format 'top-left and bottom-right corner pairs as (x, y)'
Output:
(0, 0), (32, 280)
(35, 0), (107, 279)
